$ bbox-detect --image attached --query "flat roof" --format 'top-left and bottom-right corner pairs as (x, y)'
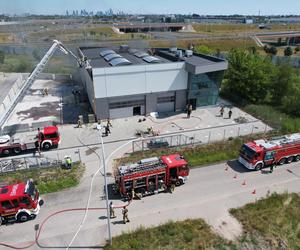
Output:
(79, 46), (228, 73)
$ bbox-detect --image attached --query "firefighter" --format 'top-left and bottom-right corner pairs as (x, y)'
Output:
(122, 206), (130, 224)
(220, 106), (224, 117)
(170, 183), (175, 193)
(77, 118), (82, 128)
(109, 201), (116, 218)
(270, 163), (274, 173)
(131, 188), (135, 200)
(107, 118), (112, 128)
(228, 109), (233, 119)
(64, 156), (72, 169)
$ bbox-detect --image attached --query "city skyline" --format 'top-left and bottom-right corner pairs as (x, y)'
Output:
(1, 0), (300, 16)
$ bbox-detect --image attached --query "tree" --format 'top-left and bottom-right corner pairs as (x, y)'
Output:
(223, 49), (275, 104)
(269, 46), (278, 56)
(284, 46), (293, 57)
(281, 76), (300, 116)
(270, 63), (293, 104)
(0, 50), (4, 64)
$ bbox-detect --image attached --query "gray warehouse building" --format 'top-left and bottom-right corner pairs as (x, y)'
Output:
(79, 46), (228, 119)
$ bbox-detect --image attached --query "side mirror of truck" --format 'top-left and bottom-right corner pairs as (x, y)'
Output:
(39, 200), (44, 206)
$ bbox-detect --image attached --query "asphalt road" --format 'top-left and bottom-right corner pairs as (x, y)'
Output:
(0, 145), (300, 249)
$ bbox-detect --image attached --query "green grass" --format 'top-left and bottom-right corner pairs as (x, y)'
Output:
(0, 162), (85, 194)
(105, 193), (300, 249)
(105, 219), (232, 250)
(230, 193), (300, 249)
(243, 104), (300, 133)
(115, 137), (258, 171)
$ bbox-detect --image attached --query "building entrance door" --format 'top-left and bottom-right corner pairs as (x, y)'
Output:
(133, 106), (141, 116)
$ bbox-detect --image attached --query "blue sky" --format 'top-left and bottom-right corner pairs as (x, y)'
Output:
(1, 0), (300, 15)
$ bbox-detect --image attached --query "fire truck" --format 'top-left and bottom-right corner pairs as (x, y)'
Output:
(0, 180), (44, 225)
(0, 126), (60, 156)
(239, 132), (300, 170)
(115, 154), (189, 198)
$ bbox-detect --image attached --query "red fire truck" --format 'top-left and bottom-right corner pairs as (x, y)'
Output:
(0, 126), (60, 156)
(239, 133), (300, 170)
(115, 154), (189, 198)
(0, 180), (44, 225)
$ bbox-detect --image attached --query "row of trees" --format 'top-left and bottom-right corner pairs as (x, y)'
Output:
(223, 49), (300, 116)
(264, 45), (300, 56)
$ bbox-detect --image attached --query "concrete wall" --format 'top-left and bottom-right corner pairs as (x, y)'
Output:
(79, 68), (96, 113)
(92, 62), (187, 98)
(175, 90), (187, 111)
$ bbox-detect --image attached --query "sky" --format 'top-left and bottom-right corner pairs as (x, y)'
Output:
(1, 0), (300, 16)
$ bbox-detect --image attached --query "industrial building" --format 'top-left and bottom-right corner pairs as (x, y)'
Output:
(79, 45), (228, 119)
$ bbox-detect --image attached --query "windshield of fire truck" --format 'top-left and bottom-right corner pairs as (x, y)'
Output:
(240, 144), (256, 160)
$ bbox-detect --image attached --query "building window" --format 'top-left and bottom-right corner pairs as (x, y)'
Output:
(157, 96), (175, 103)
(109, 99), (145, 109)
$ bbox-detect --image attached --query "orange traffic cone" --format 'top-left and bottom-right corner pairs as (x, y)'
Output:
(242, 180), (246, 185)
(233, 174), (237, 179)
(252, 189), (256, 194)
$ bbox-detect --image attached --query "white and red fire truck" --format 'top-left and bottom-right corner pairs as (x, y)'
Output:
(115, 154), (189, 197)
(0, 126), (60, 156)
(239, 133), (300, 170)
(0, 180), (44, 225)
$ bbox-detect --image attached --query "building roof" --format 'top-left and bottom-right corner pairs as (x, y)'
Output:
(79, 46), (228, 72)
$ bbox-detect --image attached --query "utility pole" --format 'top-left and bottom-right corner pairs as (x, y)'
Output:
(96, 123), (112, 245)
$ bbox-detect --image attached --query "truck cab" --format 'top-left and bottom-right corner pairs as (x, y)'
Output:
(0, 180), (44, 225)
(161, 154), (189, 185)
(38, 126), (60, 149)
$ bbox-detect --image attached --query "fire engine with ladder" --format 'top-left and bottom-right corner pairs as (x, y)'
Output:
(0, 40), (87, 156)
(239, 132), (300, 170)
(115, 154), (189, 198)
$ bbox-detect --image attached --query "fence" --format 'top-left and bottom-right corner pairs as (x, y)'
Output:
(0, 148), (81, 174)
(132, 121), (271, 152)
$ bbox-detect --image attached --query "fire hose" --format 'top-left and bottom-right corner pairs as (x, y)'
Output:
(0, 200), (131, 249)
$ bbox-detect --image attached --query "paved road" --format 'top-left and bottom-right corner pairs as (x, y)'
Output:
(0, 145), (299, 249)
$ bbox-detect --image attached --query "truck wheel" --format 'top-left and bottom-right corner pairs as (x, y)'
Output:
(255, 163), (263, 171)
(0, 216), (3, 226)
(42, 142), (51, 150)
(287, 156), (293, 163)
(17, 212), (30, 223)
(13, 148), (21, 154)
(175, 180), (181, 186)
(295, 155), (300, 162)
(279, 158), (286, 165)
(2, 149), (10, 156)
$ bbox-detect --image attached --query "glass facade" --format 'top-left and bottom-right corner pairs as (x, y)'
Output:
(187, 70), (225, 107)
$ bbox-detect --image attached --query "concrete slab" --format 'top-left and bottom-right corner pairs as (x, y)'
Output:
(0, 73), (20, 103)
(4, 79), (92, 131)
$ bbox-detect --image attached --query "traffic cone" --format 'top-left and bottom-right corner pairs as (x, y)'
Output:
(233, 174), (237, 179)
(242, 180), (246, 185)
(252, 189), (256, 194)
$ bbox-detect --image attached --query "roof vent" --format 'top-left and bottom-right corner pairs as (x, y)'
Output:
(175, 50), (183, 58)
(120, 44), (129, 52)
(169, 47), (177, 53)
(185, 50), (193, 57)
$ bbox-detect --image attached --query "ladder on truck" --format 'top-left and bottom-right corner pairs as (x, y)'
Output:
(0, 40), (84, 130)
(119, 161), (165, 176)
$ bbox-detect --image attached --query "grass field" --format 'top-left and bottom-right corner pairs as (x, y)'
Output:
(150, 38), (256, 52)
(243, 104), (300, 133)
(105, 219), (231, 250)
(231, 192), (300, 249)
(105, 193), (300, 249)
(0, 53), (76, 74)
(0, 162), (85, 194)
(192, 23), (300, 35)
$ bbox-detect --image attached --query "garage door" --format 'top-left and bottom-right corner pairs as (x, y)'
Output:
(157, 102), (174, 113)
(109, 107), (133, 119)
(109, 106), (145, 119)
